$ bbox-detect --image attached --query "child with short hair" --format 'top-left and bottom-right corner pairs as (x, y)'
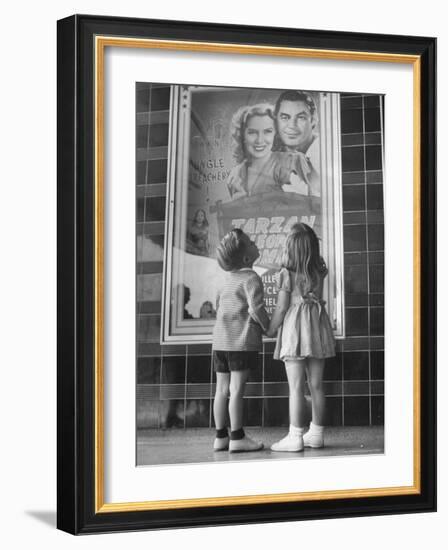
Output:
(212, 228), (269, 452)
(267, 223), (336, 451)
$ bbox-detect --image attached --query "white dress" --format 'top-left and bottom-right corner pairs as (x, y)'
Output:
(273, 267), (336, 361)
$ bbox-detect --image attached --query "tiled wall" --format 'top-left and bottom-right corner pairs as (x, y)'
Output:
(136, 84), (384, 429)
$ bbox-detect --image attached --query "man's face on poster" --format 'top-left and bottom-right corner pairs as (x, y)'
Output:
(276, 99), (315, 152)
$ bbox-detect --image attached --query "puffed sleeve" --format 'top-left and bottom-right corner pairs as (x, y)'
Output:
(274, 268), (292, 293)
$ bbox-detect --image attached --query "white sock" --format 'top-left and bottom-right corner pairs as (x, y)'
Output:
(289, 425), (305, 437)
(308, 422), (324, 435)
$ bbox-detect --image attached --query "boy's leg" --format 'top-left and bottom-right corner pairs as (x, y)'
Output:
(228, 363), (263, 452)
(213, 372), (230, 429)
(213, 371), (230, 451)
(228, 369), (249, 432)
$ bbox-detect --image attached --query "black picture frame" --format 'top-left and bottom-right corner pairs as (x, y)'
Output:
(57, 14), (436, 535)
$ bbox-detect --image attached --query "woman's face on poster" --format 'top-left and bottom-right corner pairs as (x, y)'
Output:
(243, 114), (275, 160)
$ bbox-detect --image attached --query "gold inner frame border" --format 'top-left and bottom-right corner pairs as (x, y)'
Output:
(94, 35), (421, 514)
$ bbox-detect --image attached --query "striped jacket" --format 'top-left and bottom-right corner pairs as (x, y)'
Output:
(212, 268), (270, 351)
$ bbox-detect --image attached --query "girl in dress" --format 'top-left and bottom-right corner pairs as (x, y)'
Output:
(266, 223), (336, 451)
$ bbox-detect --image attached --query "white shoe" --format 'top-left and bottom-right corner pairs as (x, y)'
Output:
(213, 436), (229, 451)
(229, 435), (264, 453)
(271, 433), (304, 452)
(303, 431), (324, 448)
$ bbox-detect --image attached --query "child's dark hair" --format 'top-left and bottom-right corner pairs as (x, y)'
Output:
(282, 223), (326, 294)
(216, 228), (247, 271)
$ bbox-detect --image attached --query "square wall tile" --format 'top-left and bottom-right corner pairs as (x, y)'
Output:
(249, 355), (263, 382)
(367, 184), (384, 210)
(341, 95), (362, 109)
(344, 396), (370, 425)
(344, 351), (369, 380)
(366, 170), (383, 183)
(137, 315), (161, 342)
(364, 95), (380, 108)
(342, 146), (365, 172)
(137, 356), (161, 384)
(346, 294), (369, 307)
(150, 86), (170, 111)
(345, 264), (368, 293)
(341, 109), (363, 133)
(264, 355), (286, 382)
(365, 145), (382, 170)
(243, 398), (263, 427)
(345, 308), (369, 336)
(343, 185), (366, 212)
(324, 353), (343, 381)
(186, 355), (212, 383)
(364, 108), (381, 132)
(369, 293), (384, 306)
(370, 307), (384, 336)
(370, 350), (384, 380)
(371, 396), (384, 425)
(344, 225), (367, 252)
(136, 161), (147, 185)
(369, 263), (384, 293)
(342, 171), (365, 185)
(326, 396), (343, 426)
(147, 159), (168, 184)
(136, 198), (145, 222)
(263, 398), (290, 427)
(368, 224), (384, 251)
(148, 124), (169, 147)
(136, 84), (150, 112)
(161, 356), (186, 383)
(136, 124), (149, 148)
(145, 196), (166, 222)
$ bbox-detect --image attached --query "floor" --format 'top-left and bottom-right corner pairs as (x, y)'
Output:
(137, 426), (384, 466)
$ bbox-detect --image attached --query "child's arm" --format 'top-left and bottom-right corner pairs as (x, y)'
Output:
(266, 290), (290, 337)
(244, 274), (270, 333)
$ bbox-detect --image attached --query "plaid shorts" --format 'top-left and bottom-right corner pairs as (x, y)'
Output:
(213, 350), (259, 373)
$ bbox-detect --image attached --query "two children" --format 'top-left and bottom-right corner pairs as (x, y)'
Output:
(212, 223), (335, 453)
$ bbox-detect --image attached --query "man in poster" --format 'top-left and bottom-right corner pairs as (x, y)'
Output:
(273, 89), (320, 197)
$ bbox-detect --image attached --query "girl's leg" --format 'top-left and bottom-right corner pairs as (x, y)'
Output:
(228, 369), (249, 431)
(285, 359), (308, 428)
(213, 372), (230, 429)
(271, 359), (307, 452)
(305, 358), (326, 425)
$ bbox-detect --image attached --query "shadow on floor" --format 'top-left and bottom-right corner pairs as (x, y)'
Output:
(25, 510), (57, 528)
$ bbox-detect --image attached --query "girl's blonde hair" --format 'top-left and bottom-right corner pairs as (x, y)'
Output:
(230, 103), (275, 164)
(282, 223), (325, 295)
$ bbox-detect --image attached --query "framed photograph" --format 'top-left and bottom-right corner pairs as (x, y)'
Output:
(57, 14), (436, 534)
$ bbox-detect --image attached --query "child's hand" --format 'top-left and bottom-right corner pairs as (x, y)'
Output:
(266, 327), (277, 338)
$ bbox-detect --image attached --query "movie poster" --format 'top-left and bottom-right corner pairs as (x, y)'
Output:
(162, 85), (343, 343)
